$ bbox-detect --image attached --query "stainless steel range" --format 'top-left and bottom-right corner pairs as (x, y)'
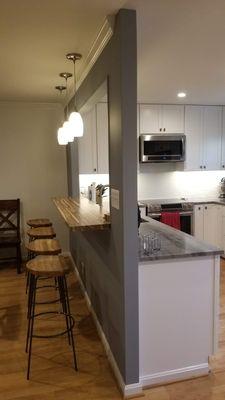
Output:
(141, 199), (194, 235)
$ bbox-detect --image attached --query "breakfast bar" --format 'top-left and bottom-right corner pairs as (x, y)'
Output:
(53, 197), (110, 231)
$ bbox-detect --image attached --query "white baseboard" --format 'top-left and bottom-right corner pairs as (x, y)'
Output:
(140, 363), (209, 387)
(65, 252), (143, 398)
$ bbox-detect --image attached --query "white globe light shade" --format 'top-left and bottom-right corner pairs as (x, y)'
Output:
(69, 111), (84, 137)
(57, 126), (68, 145)
(63, 121), (74, 142)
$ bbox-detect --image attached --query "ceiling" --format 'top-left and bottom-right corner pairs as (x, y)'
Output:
(1, 0), (225, 104)
(0, 0), (125, 103)
(133, 0), (225, 104)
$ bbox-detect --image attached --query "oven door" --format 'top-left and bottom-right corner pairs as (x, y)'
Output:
(149, 212), (193, 235)
(139, 135), (186, 163)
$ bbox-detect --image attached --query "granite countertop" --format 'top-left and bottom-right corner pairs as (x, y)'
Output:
(187, 197), (225, 205)
(139, 216), (223, 262)
(139, 197), (225, 207)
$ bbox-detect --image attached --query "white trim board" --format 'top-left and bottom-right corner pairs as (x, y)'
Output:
(65, 252), (143, 398)
(140, 363), (209, 388)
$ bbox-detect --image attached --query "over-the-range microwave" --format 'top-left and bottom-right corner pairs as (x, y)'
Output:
(139, 134), (186, 163)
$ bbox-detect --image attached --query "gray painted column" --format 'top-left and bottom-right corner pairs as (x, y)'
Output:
(67, 9), (138, 385)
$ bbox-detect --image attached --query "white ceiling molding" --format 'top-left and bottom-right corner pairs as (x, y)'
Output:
(67, 15), (115, 103)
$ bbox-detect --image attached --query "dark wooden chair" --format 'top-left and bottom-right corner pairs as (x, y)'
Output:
(0, 199), (21, 273)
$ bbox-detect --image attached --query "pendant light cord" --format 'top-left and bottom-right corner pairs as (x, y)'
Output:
(73, 60), (77, 111)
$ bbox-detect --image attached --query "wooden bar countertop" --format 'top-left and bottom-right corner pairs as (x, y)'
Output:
(53, 197), (111, 231)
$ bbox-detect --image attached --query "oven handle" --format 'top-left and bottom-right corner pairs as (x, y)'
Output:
(148, 211), (193, 218)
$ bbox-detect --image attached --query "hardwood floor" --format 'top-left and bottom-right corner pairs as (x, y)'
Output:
(0, 263), (121, 400)
(1, 260), (225, 400)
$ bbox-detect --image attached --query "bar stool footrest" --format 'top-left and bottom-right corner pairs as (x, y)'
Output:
(31, 311), (75, 339)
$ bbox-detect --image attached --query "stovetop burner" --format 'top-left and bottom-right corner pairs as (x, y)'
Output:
(140, 198), (194, 214)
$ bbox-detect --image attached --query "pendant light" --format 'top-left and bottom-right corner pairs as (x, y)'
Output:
(55, 85), (68, 145)
(66, 52), (84, 138)
(59, 72), (74, 143)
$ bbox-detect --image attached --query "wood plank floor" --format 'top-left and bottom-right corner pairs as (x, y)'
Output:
(1, 260), (225, 400)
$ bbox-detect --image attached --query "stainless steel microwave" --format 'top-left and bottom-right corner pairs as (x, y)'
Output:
(139, 134), (186, 163)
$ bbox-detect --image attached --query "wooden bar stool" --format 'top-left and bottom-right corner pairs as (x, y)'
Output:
(26, 238), (61, 258)
(27, 218), (52, 228)
(25, 239), (61, 294)
(27, 227), (56, 242)
(26, 255), (77, 380)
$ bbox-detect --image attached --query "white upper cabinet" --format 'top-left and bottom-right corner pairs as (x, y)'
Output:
(161, 105), (184, 134)
(78, 108), (97, 174)
(140, 105), (161, 133)
(79, 103), (109, 174)
(139, 104), (184, 134)
(183, 105), (222, 171)
(184, 106), (204, 170)
(203, 106), (222, 170)
(96, 103), (109, 174)
(221, 107), (225, 169)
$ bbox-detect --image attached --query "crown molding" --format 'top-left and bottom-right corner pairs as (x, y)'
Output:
(66, 15), (114, 103)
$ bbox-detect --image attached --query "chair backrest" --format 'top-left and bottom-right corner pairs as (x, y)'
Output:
(0, 199), (20, 237)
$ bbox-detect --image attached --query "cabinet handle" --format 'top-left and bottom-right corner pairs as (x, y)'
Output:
(205, 206), (207, 210)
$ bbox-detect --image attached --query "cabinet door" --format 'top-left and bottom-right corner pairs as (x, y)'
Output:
(184, 106), (204, 170)
(203, 204), (221, 247)
(140, 105), (161, 133)
(96, 103), (109, 174)
(78, 108), (97, 174)
(221, 107), (225, 169)
(193, 205), (204, 240)
(203, 106), (222, 170)
(161, 105), (184, 133)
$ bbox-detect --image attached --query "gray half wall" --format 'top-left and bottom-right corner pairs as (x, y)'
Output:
(67, 9), (138, 385)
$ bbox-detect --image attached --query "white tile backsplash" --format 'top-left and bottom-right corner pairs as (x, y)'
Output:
(138, 165), (225, 200)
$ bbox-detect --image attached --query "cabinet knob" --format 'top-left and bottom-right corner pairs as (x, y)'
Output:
(198, 207), (201, 210)
(223, 165), (225, 169)
(200, 165), (202, 169)
(163, 128), (166, 132)
(203, 166), (206, 169)
(205, 206), (207, 210)
(93, 168), (97, 172)
(159, 128), (162, 132)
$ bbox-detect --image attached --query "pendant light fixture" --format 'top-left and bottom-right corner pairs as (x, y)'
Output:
(55, 85), (68, 145)
(66, 52), (84, 138)
(59, 72), (74, 143)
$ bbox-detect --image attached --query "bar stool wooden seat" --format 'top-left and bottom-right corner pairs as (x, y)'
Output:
(27, 218), (52, 228)
(27, 227), (56, 241)
(26, 239), (61, 256)
(25, 239), (62, 293)
(26, 255), (77, 379)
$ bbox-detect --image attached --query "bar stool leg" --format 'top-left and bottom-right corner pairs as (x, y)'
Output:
(27, 275), (37, 380)
(57, 276), (71, 345)
(26, 274), (35, 350)
(62, 275), (78, 371)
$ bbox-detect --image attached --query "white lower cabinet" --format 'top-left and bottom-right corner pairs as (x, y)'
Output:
(194, 204), (222, 249)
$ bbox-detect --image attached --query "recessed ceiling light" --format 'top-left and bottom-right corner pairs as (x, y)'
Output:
(177, 92), (186, 98)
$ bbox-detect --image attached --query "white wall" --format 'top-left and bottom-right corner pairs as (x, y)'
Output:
(138, 164), (225, 200)
(0, 102), (69, 255)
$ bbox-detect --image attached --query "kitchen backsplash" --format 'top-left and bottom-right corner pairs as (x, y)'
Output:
(79, 174), (109, 196)
(138, 164), (225, 200)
